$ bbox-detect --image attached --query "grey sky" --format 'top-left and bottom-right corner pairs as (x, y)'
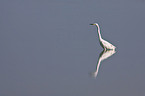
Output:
(0, 0), (145, 96)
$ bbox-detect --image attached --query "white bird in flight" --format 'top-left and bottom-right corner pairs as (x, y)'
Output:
(90, 23), (116, 50)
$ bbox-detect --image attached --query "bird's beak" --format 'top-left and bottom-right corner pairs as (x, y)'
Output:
(90, 24), (95, 25)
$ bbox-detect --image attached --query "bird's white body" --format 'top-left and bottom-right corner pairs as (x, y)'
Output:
(100, 38), (116, 50)
(90, 23), (116, 50)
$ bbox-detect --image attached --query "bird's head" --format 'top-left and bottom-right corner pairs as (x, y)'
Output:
(90, 23), (99, 27)
(90, 23), (99, 26)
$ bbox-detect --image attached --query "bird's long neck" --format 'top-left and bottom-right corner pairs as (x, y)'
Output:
(96, 24), (102, 41)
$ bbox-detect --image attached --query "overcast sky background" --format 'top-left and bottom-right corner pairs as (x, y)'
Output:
(0, 0), (145, 96)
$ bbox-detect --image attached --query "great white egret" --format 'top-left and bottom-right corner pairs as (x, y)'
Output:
(90, 23), (116, 50)
(91, 49), (116, 78)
